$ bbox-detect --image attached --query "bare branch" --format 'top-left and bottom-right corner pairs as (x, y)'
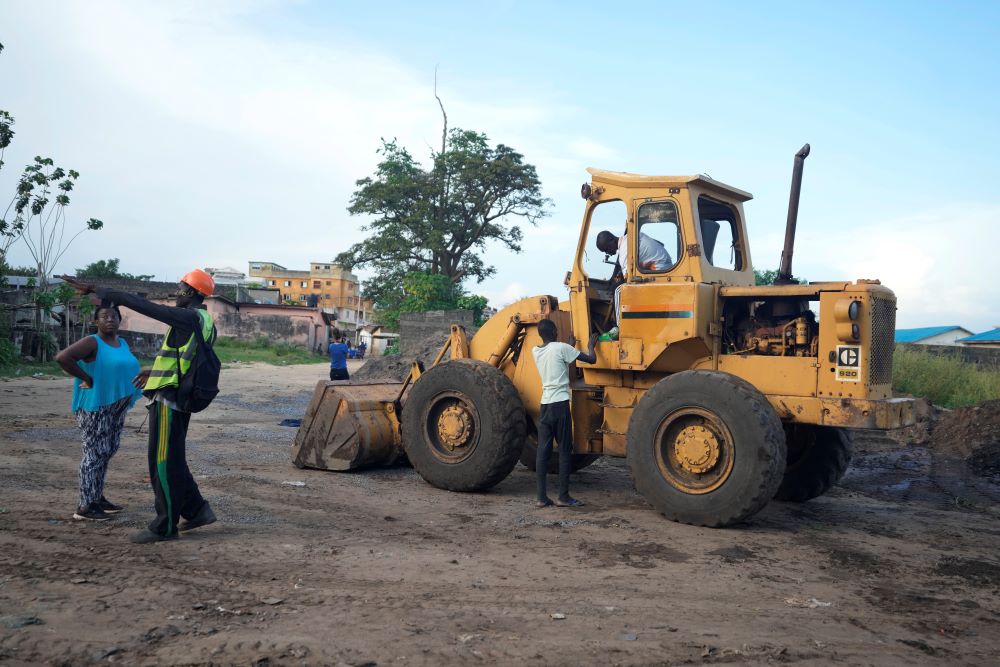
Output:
(434, 66), (447, 157)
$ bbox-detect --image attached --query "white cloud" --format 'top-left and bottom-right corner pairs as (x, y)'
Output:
(567, 138), (620, 163)
(794, 203), (1000, 332)
(481, 281), (535, 310)
(2, 1), (994, 334)
(0, 0), (564, 280)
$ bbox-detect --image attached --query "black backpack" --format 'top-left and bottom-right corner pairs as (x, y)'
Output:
(175, 311), (221, 413)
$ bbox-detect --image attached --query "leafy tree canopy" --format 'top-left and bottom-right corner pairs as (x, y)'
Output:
(336, 128), (548, 315)
(754, 268), (779, 286)
(375, 270), (489, 330)
(754, 268), (805, 285)
(75, 257), (153, 281)
(3, 265), (38, 276)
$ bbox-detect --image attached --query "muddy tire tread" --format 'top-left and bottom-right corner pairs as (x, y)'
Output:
(402, 359), (525, 492)
(775, 427), (853, 502)
(628, 370), (786, 527)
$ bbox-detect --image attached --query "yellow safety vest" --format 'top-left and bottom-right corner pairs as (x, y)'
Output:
(145, 310), (215, 392)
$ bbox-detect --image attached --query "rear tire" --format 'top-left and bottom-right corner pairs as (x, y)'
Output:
(402, 359), (525, 492)
(519, 418), (600, 474)
(627, 371), (786, 527)
(774, 425), (852, 502)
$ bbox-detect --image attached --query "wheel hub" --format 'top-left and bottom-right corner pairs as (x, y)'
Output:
(674, 425), (721, 474)
(437, 405), (473, 450)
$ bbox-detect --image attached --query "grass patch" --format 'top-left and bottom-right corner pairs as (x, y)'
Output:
(0, 360), (64, 379)
(1, 335), (324, 377)
(893, 347), (1000, 408)
(0, 358), (159, 380)
(213, 336), (325, 366)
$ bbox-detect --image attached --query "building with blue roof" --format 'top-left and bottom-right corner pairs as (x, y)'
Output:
(894, 326), (974, 346)
(957, 327), (1000, 348)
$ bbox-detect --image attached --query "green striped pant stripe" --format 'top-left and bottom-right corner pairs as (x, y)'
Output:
(156, 401), (174, 536)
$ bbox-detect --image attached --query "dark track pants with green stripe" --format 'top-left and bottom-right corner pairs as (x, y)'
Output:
(147, 400), (207, 537)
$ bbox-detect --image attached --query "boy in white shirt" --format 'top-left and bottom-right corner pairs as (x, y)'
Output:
(531, 319), (598, 507)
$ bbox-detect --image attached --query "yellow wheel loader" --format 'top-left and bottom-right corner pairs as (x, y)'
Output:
(293, 145), (917, 527)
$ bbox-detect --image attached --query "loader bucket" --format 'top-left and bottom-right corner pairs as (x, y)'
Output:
(292, 381), (405, 471)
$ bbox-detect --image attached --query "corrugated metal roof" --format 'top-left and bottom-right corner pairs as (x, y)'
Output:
(894, 326), (968, 343)
(957, 328), (1000, 342)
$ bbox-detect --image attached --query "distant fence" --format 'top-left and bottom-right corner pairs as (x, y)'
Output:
(897, 343), (1000, 371)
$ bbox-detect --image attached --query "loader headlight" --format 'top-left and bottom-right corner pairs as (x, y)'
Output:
(834, 299), (862, 342)
(848, 300), (860, 321)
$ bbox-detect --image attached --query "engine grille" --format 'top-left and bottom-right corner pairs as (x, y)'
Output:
(868, 295), (896, 387)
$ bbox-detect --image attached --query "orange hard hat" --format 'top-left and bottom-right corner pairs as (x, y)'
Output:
(180, 268), (215, 297)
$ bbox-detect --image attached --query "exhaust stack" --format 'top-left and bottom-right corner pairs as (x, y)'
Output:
(775, 143), (810, 285)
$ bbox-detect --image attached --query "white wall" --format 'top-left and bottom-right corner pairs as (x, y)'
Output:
(917, 330), (973, 346)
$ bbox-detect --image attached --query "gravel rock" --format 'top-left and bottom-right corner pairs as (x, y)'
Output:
(353, 327), (479, 382)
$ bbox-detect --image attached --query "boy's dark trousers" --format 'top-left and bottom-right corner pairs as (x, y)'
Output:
(536, 400), (573, 501)
(147, 400), (208, 536)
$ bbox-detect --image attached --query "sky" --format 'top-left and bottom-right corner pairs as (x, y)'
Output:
(1, 0), (998, 331)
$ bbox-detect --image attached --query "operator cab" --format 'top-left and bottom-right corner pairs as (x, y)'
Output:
(571, 169), (755, 339)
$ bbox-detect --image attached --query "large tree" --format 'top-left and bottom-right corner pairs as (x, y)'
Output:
(75, 257), (153, 281)
(0, 43), (103, 360)
(336, 128), (548, 311)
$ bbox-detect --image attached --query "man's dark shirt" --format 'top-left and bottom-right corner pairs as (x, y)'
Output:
(96, 289), (204, 346)
(96, 288), (208, 400)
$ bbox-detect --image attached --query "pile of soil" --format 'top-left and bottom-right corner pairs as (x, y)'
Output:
(353, 329), (478, 382)
(928, 399), (1000, 477)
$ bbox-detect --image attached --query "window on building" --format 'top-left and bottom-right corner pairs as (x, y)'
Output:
(268, 279), (276, 286)
(325, 280), (331, 286)
(313, 280), (321, 289)
(284, 280), (291, 287)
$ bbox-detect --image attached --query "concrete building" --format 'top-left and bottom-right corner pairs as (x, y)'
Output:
(118, 295), (330, 351)
(357, 325), (398, 356)
(894, 326), (975, 346)
(204, 266), (247, 286)
(247, 261), (374, 330)
(958, 327), (1000, 349)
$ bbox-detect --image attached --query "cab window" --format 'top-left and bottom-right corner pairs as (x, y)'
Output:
(583, 199), (628, 279)
(697, 196), (743, 270)
(635, 201), (680, 273)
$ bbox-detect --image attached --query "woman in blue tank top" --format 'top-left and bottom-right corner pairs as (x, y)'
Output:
(56, 303), (143, 521)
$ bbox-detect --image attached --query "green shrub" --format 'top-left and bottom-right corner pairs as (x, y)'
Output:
(0, 338), (18, 367)
(210, 336), (324, 366)
(892, 347), (1000, 408)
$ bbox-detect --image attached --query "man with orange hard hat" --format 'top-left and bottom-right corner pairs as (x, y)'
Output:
(64, 268), (220, 544)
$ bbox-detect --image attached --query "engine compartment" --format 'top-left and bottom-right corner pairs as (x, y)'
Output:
(722, 298), (819, 357)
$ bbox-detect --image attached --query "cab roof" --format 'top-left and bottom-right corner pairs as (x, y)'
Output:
(587, 167), (753, 202)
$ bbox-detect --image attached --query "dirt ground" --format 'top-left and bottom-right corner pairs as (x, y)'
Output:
(2, 361), (999, 666)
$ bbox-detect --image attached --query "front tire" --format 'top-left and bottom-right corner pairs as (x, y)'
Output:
(402, 360), (525, 492)
(627, 371), (786, 527)
(774, 425), (852, 502)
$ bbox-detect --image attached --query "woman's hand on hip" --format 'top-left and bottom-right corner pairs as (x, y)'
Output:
(132, 369), (151, 389)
